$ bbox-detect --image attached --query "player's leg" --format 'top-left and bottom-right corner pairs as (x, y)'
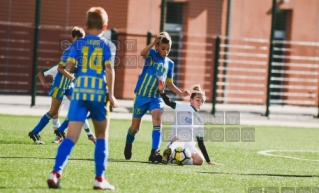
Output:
(185, 143), (204, 165)
(148, 97), (164, 163)
(51, 96), (68, 143)
(52, 114), (60, 131)
(29, 89), (62, 144)
(191, 152), (204, 165)
(83, 119), (96, 144)
(162, 136), (178, 164)
(54, 118), (68, 140)
(124, 95), (148, 160)
(53, 94), (73, 142)
(90, 101), (114, 190)
(47, 100), (86, 189)
(124, 117), (142, 160)
(51, 113), (62, 143)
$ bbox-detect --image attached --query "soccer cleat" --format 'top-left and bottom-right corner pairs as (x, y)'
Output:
(88, 134), (96, 144)
(52, 136), (62, 143)
(54, 130), (65, 139)
(124, 144), (132, 160)
(28, 132), (44, 144)
(93, 178), (115, 190)
(162, 148), (172, 165)
(47, 171), (61, 189)
(148, 149), (163, 163)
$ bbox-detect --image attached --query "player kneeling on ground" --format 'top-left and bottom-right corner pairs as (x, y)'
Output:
(158, 80), (221, 165)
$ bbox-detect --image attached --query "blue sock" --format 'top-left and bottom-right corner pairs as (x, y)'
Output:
(53, 138), (74, 173)
(95, 139), (108, 177)
(152, 126), (161, 149)
(58, 119), (69, 133)
(32, 113), (53, 134)
(125, 128), (135, 144)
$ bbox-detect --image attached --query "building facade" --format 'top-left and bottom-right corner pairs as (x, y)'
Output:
(1, 0), (319, 106)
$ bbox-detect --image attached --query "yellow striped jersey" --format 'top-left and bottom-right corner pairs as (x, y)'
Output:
(52, 48), (72, 90)
(65, 35), (115, 102)
(134, 48), (174, 98)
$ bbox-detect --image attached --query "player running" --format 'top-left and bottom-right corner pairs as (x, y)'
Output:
(38, 64), (96, 144)
(28, 27), (95, 144)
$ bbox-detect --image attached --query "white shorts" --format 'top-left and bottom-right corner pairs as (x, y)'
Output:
(169, 141), (205, 163)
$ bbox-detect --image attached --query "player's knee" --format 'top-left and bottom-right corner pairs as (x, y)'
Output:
(193, 155), (204, 165)
(130, 127), (139, 134)
(48, 109), (59, 117)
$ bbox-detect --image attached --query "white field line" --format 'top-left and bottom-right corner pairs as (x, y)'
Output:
(258, 150), (319, 162)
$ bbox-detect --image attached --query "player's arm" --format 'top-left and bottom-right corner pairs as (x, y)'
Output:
(58, 63), (75, 81)
(38, 65), (58, 88)
(38, 70), (49, 88)
(158, 80), (176, 109)
(196, 136), (212, 164)
(166, 62), (190, 97)
(166, 82), (190, 97)
(105, 48), (118, 108)
(58, 44), (77, 81)
(166, 82), (183, 97)
(140, 34), (165, 57)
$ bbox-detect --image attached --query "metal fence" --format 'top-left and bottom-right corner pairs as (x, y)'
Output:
(1, 0), (319, 117)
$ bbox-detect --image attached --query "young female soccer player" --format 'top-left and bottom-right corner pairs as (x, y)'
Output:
(158, 80), (220, 165)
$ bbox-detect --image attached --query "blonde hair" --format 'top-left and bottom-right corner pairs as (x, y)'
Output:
(86, 7), (108, 30)
(191, 84), (206, 100)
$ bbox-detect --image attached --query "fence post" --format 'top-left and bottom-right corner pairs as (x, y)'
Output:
(109, 28), (118, 112)
(211, 36), (221, 115)
(30, 0), (42, 107)
(160, 0), (167, 32)
(147, 31), (152, 45)
(265, 0), (277, 117)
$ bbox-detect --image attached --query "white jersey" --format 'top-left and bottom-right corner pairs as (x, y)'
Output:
(41, 65), (69, 104)
(42, 65), (58, 81)
(168, 102), (204, 146)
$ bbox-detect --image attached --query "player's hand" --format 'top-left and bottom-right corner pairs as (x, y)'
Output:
(181, 90), (190, 97)
(42, 82), (51, 88)
(109, 95), (118, 108)
(208, 161), (223, 166)
(154, 34), (165, 44)
(158, 80), (166, 93)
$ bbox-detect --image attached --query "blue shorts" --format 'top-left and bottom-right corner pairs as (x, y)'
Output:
(133, 95), (164, 118)
(68, 100), (109, 121)
(49, 86), (73, 100)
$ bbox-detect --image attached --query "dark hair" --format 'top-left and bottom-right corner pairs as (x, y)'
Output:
(161, 37), (170, 44)
(72, 27), (85, 39)
(86, 7), (108, 30)
(158, 32), (172, 46)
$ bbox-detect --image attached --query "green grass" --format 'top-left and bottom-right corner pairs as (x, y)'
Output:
(0, 114), (319, 193)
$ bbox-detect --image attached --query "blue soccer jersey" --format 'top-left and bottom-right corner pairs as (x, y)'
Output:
(134, 48), (174, 98)
(53, 47), (73, 90)
(65, 35), (115, 102)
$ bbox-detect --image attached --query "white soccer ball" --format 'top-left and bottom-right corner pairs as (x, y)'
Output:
(172, 147), (191, 165)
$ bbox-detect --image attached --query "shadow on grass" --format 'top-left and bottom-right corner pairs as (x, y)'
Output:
(108, 158), (150, 164)
(199, 171), (319, 178)
(0, 156), (159, 165)
(0, 140), (35, 145)
(0, 156), (92, 161)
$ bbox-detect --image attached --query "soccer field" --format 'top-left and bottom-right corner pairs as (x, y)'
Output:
(0, 114), (318, 193)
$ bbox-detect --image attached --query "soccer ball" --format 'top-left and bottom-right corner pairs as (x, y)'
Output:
(172, 147), (191, 165)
